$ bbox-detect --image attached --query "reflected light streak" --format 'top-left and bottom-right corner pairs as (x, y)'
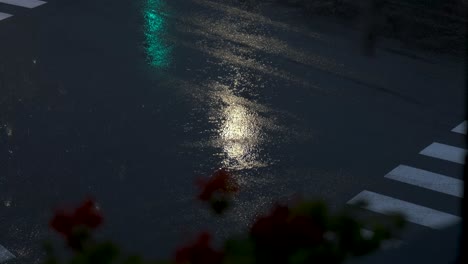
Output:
(214, 84), (269, 170)
(143, 0), (172, 67)
(193, 0), (326, 41)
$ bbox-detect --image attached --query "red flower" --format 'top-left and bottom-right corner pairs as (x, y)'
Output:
(50, 210), (75, 237)
(175, 232), (224, 264)
(250, 204), (325, 258)
(288, 215), (325, 247)
(50, 198), (103, 237)
(74, 199), (103, 229)
(197, 168), (238, 201)
(250, 205), (290, 241)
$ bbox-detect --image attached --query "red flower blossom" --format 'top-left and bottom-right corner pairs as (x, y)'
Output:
(175, 232), (224, 264)
(250, 205), (290, 241)
(250, 204), (325, 257)
(74, 199), (103, 229)
(50, 210), (75, 237)
(197, 168), (238, 201)
(50, 198), (103, 237)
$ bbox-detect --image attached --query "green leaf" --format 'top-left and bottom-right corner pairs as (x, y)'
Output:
(87, 241), (120, 264)
(150, 261), (174, 264)
(388, 212), (406, 229)
(370, 224), (391, 241)
(42, 242), (59, 264)
(225, 238), (254, 252)
(289, 249), (311, 264)
(291, 201), (328, 226)
(70, 253), (88, 264)
(122, 255), (144, 264)
(223, 238), (255, 264)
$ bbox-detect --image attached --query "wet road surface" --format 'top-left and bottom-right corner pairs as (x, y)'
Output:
(0, 0), (465, 262)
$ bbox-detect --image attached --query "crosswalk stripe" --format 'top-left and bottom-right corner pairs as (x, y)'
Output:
(384, 165), (463, 197)
(452, 121), (467, 135)
(348, 190), (461, 229)
(0, 0), (46, 8)
(419, 142), (466, 164)
(0, 12), (12, 21)
(0, 245), (15, 263)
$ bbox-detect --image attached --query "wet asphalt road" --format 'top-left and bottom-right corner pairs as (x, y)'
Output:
(0, 0), (465, 262)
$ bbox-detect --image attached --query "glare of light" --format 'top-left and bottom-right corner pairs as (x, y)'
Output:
(143, 0), (171, 67)
(215, 86), (268, 170)
(221, 104), (254, 141)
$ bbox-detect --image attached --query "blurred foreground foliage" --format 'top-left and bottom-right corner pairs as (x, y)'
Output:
(43, 169), (405, 264)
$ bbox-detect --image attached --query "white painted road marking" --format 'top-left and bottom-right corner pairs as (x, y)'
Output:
(452, 121), (467, 135)
(0, 245), (15, 263)
(0, 12), (12, 21)
(385, 165), (463, 197)
(0, 0), (46, 8)
(419, 142), (466, 164)
(348, 190), (461, 229)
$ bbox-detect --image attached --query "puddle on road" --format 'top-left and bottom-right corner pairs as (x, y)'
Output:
(170, 0), (314, 176)
(146, 0), (314, 228)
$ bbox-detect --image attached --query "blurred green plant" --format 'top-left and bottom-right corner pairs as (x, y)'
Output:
(43, 169), (405, 264)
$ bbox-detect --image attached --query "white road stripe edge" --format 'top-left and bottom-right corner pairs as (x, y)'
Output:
(0, 12), (13, 21)
(348, 190), (461, 229)
(452, 121), (467, 135)
(385, 165), (463, 197)
(0, 0), (46, 9)
(0, 245), (15, 263)
(419, 142), (466, 164)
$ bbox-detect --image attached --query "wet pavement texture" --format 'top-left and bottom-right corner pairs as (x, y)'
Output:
(0, 0), (465, 262)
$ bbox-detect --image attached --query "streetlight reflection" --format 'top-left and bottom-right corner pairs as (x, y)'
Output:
(212, 83), (270, 171)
